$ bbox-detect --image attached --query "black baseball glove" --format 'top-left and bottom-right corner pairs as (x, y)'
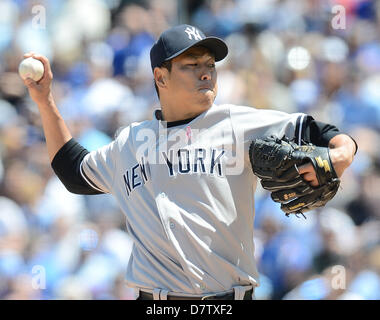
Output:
(249, 136), (340, 217)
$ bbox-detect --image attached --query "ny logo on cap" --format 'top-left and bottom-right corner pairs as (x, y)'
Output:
(185, 26), (203, 41)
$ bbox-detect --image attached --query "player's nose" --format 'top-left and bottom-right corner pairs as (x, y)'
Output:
(200, 70), (212, 81)
(198, 63), (213, 81)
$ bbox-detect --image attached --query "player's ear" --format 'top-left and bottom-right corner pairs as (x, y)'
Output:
(154, 67), (167, 89)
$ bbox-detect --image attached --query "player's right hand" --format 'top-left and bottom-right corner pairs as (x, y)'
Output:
(22, 52), (54, 105)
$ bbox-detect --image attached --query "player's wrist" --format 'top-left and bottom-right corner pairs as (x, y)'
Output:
(328, 134), (356, 158)
(36, 92), (55, 109)
(328, 134), (356, 176)
(329, 147), (353, 177)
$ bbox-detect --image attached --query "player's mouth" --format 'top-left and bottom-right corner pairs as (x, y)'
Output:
(198, 86), (213, 92)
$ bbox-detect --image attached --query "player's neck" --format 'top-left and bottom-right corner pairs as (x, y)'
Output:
(160, 104), (212, 122)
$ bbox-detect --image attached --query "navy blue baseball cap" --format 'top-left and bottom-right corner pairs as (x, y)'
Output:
(150, 24), (228, 71)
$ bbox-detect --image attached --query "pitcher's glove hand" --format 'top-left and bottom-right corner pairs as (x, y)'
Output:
(249, 136), (340, 217)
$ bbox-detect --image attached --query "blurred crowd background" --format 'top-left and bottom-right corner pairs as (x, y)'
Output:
(1, 0), (380, 300)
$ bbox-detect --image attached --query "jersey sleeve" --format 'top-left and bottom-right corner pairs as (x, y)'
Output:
(229, 105), (307, 144)
(229, 105), (358, 157)
(80, 126), (130, 194)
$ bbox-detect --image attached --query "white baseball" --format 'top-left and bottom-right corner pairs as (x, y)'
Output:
(18, 57), (45, 82)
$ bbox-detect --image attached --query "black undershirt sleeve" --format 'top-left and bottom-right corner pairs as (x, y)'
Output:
(301, 115), (358, 154)
(51, 138), (104, 195)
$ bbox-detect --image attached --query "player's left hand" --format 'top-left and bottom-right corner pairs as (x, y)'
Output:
(249, 136), (341, 216)
(297, 162), (319, 187)
(326, 146), (352, 178)
(297, 138), (355, 186)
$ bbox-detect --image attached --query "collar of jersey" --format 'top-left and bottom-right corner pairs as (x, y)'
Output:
(153, 105), (216, 128)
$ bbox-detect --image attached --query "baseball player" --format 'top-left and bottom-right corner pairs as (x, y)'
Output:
(23, 24), (357, 300)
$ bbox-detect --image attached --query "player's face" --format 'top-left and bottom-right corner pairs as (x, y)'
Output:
(166, 46), (217, 113)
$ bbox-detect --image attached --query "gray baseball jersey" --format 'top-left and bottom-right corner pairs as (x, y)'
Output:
(80, 103), (306, 294)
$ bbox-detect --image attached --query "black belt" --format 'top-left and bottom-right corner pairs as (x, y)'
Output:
(138, 289), (253, 300)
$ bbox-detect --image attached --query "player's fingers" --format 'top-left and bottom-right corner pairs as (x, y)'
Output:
(297, 162), (313, 175)
(297, 163), (319, 187)
(301, 172), (314, 181)
(23, 51), (36, 58)
(31, 54), (50, 70)
(24, 77), (38, 89)
(29, 54), (53, 80)
(301, 172), (319, 187)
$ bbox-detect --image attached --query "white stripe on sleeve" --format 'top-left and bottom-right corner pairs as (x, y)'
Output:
(297, 114), (306, 145)
(79, 160), (106, 193)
